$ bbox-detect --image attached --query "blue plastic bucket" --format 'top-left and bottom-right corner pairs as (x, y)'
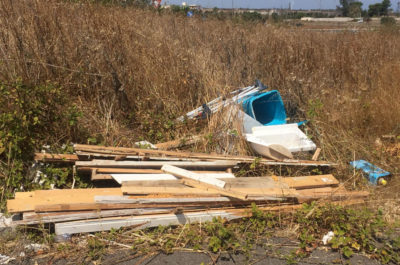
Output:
(240, 90), (286, 126)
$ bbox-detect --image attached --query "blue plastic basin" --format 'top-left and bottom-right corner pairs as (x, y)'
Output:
(240, 90), (287, 126)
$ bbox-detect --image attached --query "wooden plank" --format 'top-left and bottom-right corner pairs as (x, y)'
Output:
(34, 153), (79, 163)
(94, 195), (284, 204)
(54, 199), (365, 235)
(76, 160), (238, 169)
(121, 185), (297, 198)
(162, 165), (247, 200)
(110, 173), (235, 184)
(87, 168), (228, 174)
(20, 208), (175, 225)
(312, 148), (322, 161)
(280, 175), (339, 189)
(15, 192), (35, 199)
(7, 188), (122, 213)
(55, 210), (239, 235)
(155, 136), (201, 150)
(34, 200), (276, 212)
(74, 144), (336, 167)
(121, 175), (336, 190)
(75, 151), (198, 161)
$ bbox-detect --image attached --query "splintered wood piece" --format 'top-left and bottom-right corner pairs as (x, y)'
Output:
(312, 148), (322, 161)
(34, 153), (79, 162)
(161, 165), (248, 200)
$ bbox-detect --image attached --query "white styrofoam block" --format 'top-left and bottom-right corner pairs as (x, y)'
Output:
(246, 124), (316, 153)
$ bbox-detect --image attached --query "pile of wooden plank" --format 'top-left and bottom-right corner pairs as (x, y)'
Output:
(7, 144), (367, 236)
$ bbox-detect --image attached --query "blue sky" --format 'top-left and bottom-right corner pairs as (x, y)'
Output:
(164, 0), (397, 10)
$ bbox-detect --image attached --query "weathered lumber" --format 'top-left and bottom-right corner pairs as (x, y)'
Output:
(54, 199), (364, 235)
(94, 195), (284, 204)
(312, 148), (322, 161)
(162, 165), (248, 200)
(20, 208), (175, 225)
(280, 175), (339, 189)
(7, 188), (122, 213)
(155, 136), (201, 150)
(121, 175), (338, 190)
(75, 151), (198, 161)
(121, 186), (297, 198)
(34, 200), (279, 212)
(74, 144), (336, 167)
(55, 210), (240, 235)
(109, 173), (235, 184)
(34, 153), (79, 163)
(76, 160), (238, 169)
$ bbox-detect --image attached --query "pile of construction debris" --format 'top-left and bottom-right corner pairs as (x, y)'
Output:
(6, 144), (368, 237)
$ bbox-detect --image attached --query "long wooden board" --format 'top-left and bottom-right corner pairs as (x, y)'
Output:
(162, 165), (248, 200)
(34, 153), (79, 163)
(74, 144), (336, 167)
(110, 173), (235, 184)
(54, 200), (364, 235)
(8, 188), (122, 213)
(76, 160), (238, 169)
(121, 175), (337, 190)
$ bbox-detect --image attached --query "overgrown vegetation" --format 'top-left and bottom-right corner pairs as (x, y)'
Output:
(1, 0), (400, 205)
(0, 1), (400, 262)
(2, 203), (399, 263)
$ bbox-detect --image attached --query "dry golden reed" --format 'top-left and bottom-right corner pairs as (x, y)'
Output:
(1, 0), (400, 173)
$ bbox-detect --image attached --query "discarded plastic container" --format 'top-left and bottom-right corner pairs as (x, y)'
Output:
(240, 90), (287, 126)
(350, 160), (389, 185)
(247, 123), (316, 153)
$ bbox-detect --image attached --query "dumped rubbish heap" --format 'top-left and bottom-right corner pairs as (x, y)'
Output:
(5, 81), (370, 237)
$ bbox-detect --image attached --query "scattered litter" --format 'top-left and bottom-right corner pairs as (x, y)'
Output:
(4, 81), (366, 237)
(0, 254), (15, 264)
(0, 213), (12, 228)
(322, 231), (335, 245)
(350, 160), (389, 185)
(134, 141), (157, 149)
(25, 243), (46, 252)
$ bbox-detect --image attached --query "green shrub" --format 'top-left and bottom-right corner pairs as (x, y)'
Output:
(0, 79), (83, 209)
(381, 16), (396, 25)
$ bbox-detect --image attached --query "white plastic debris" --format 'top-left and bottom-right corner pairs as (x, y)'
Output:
(248, 123), (317, 153)
(134, 141), (157, 149)
(0, 213), (13, 228)
(322, 231), (335, 245)
(25, 243), (45, 252)
(0, 254), (15, 264)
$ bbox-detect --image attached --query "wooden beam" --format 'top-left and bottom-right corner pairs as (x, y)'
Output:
(280, 175), (339, 189)
(162, 165), (247, 200)
(19, 208), (175, 225)
(7, 188), (122, 213)
(155, 136), (201, 150)
(109, 173), (235, 184)
(74, 144), (336, 167)
(312, 148), (322, 161)
(34, 153), (79, 163)
(55, 210), (240, 235)
(76, 160), (238, 169)
(54, 199), (364, 235)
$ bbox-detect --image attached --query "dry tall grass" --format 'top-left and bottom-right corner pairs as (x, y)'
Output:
(1, 0), (400, 177)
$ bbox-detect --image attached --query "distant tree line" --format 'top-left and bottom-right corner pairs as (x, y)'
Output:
(338, 0), (391, 17)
